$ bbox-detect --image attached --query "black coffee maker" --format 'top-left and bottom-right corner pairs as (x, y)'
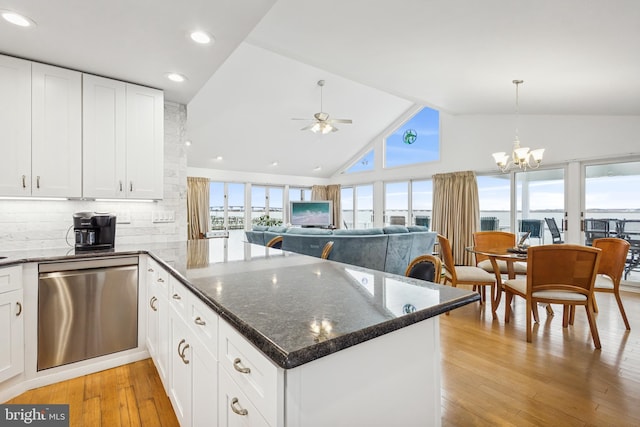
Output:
(73, 212), (117, 251)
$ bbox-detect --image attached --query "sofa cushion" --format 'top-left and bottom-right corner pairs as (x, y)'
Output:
(383, 225), (409, 234)
(332, 228), (384, 235)
(286, 227), (334, 235)
(253, 225), (269, 231)
(267, 226), (289, 233)
(407, 225), (428, 232)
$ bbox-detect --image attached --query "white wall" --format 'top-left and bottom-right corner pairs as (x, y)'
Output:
(0, 102), (188, 250)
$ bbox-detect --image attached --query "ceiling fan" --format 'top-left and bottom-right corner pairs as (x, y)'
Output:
(292, 80), (352, 134)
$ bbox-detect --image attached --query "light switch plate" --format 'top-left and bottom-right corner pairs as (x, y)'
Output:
(116, 211), (131, 224)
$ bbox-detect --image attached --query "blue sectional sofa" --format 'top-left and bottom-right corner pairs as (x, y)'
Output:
(245, 225), (437, 276)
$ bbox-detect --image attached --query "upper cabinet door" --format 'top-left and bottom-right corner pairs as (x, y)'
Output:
(126, 83), (164, 199)
(0, 56), (31, 196)
(32, 63), (82, 198)
(82, 74), (127, 199)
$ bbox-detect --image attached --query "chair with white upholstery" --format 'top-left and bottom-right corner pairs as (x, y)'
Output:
(503, 244), (602, 348)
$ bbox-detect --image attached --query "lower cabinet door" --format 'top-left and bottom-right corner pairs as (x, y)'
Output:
(169, 314), (192, 427)
(192, 346), (218, 427)
(0, 289), (24, 382)
(156, 294), (169, 387)
(219, 368), (270, 427)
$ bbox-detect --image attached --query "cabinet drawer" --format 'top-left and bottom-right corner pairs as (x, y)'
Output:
(189, 295), (218, 359)
(219, 320), (279, 426)
(146, 258), (168, 300)
(169, 277), (189, 319)
(0, 266), (22, 293)
(219, 367), (271, 427)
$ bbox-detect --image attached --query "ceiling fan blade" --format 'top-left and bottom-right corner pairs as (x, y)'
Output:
(291, 118), (311, 121)
(330, 118), (352, 124)
(300, 124), (315, 131)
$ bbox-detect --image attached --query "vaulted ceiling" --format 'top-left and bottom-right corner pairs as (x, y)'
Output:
(2, 1), (639, 177)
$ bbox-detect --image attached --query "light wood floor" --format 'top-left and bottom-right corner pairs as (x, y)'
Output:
(5, 358), (178, 427)
(5, 290), (640, 426)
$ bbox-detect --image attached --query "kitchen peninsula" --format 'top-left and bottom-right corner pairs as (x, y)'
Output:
(0, 239), (479, 426)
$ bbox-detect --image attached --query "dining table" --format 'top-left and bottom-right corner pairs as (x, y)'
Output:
(466, 246), (527, 318)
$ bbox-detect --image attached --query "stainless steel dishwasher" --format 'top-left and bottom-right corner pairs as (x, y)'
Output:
(38, 256), (139, 371)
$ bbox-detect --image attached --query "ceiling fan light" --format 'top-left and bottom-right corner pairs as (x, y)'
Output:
(310, 122), (321, 133)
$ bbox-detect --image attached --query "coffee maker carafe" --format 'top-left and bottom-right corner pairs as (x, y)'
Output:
(73, 212), (116, 251)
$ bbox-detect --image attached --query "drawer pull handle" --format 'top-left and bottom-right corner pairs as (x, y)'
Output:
(148, 267), (154, 273)
(230, 398), (248, 416)
(16, 302), (22, 316)
(157, 277), (164, 283)
(130, 181), (133, 192)
(149, 296), (158, 311)
(172, 293), (181, 300)
(233, 358), (251, 374)
(119, 180), (123, 192)
(36, 175), (40, 189)
(22, 175), (26, 188)
(194, 316), (206, 326)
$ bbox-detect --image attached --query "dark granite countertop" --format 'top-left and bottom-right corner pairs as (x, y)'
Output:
(0, 239), (479, 369)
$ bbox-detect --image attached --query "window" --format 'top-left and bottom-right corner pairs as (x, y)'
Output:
(289, 187), (312, 202)
(477, 174), (511, 231)
(251, 186), (284, 225)
(384, 107), (439, 168)
(345, 149), (374, 174)
(385, 181), (408, 226)
(341, 184), (374, 229)
(411, 180), (432, 228)
(516, 168), (565, 245)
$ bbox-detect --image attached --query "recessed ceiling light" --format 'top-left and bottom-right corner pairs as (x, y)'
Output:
(313, 166), (322, 171)
(184, 140), (192, 146)
(1, 10), (36, 27)
(190, 31), (214, 45)
(166, 73), (186, 82)
(215, 156), (223, 161)
(271, 161), (278, 166)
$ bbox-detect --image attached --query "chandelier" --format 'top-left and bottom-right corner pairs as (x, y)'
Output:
(492, 80), (544, 172)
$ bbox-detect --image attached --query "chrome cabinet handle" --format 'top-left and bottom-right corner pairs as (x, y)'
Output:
(119, 180), (123, 192)
(129, 181), (133, 192)
(177, 339), (190, 364)
(16, 302), (22, 316)
(233, 358), (251, 374)
(21, 175), (26, 188)
(157, 277), (164, 283)
(148, 267), (154, 272)
(172, 293), (181, 300)
(149, 296), (158, 311)
(230, 398), (248, 416)
(194, 316), (206, 326)
(36, 175), (40, 189)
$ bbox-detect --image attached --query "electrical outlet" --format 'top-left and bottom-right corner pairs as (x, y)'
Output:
(116, 211), (131, 224)
(152, 210), (176, 223)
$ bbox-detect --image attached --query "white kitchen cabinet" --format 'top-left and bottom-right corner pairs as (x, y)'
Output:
(167, 278), (218, 427)
(83, 76), (164, 199)
(82, 74), (126, 198)
(125, 83), (164, 199)
(31, 62), (82, 198)
(0, 55), (31, 197)
(219, 368), (270, 427)
(0, 266), (24, 383)
(146, 258), (169, 388)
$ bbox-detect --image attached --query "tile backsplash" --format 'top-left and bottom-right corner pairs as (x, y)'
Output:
(0, 101), (188, 250)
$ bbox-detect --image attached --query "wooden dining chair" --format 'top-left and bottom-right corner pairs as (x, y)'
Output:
(321, 241), (334, 259)
(405, 254), (442, 283)
(503, 244), (602, 348)
(472, 231), (527, 276)
(266, 235), (283, 249)
(592, 237), (631, 329)
(437, 234), (496, 306)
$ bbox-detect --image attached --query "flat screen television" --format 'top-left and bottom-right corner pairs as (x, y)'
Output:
(290, 200), (333, 228)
